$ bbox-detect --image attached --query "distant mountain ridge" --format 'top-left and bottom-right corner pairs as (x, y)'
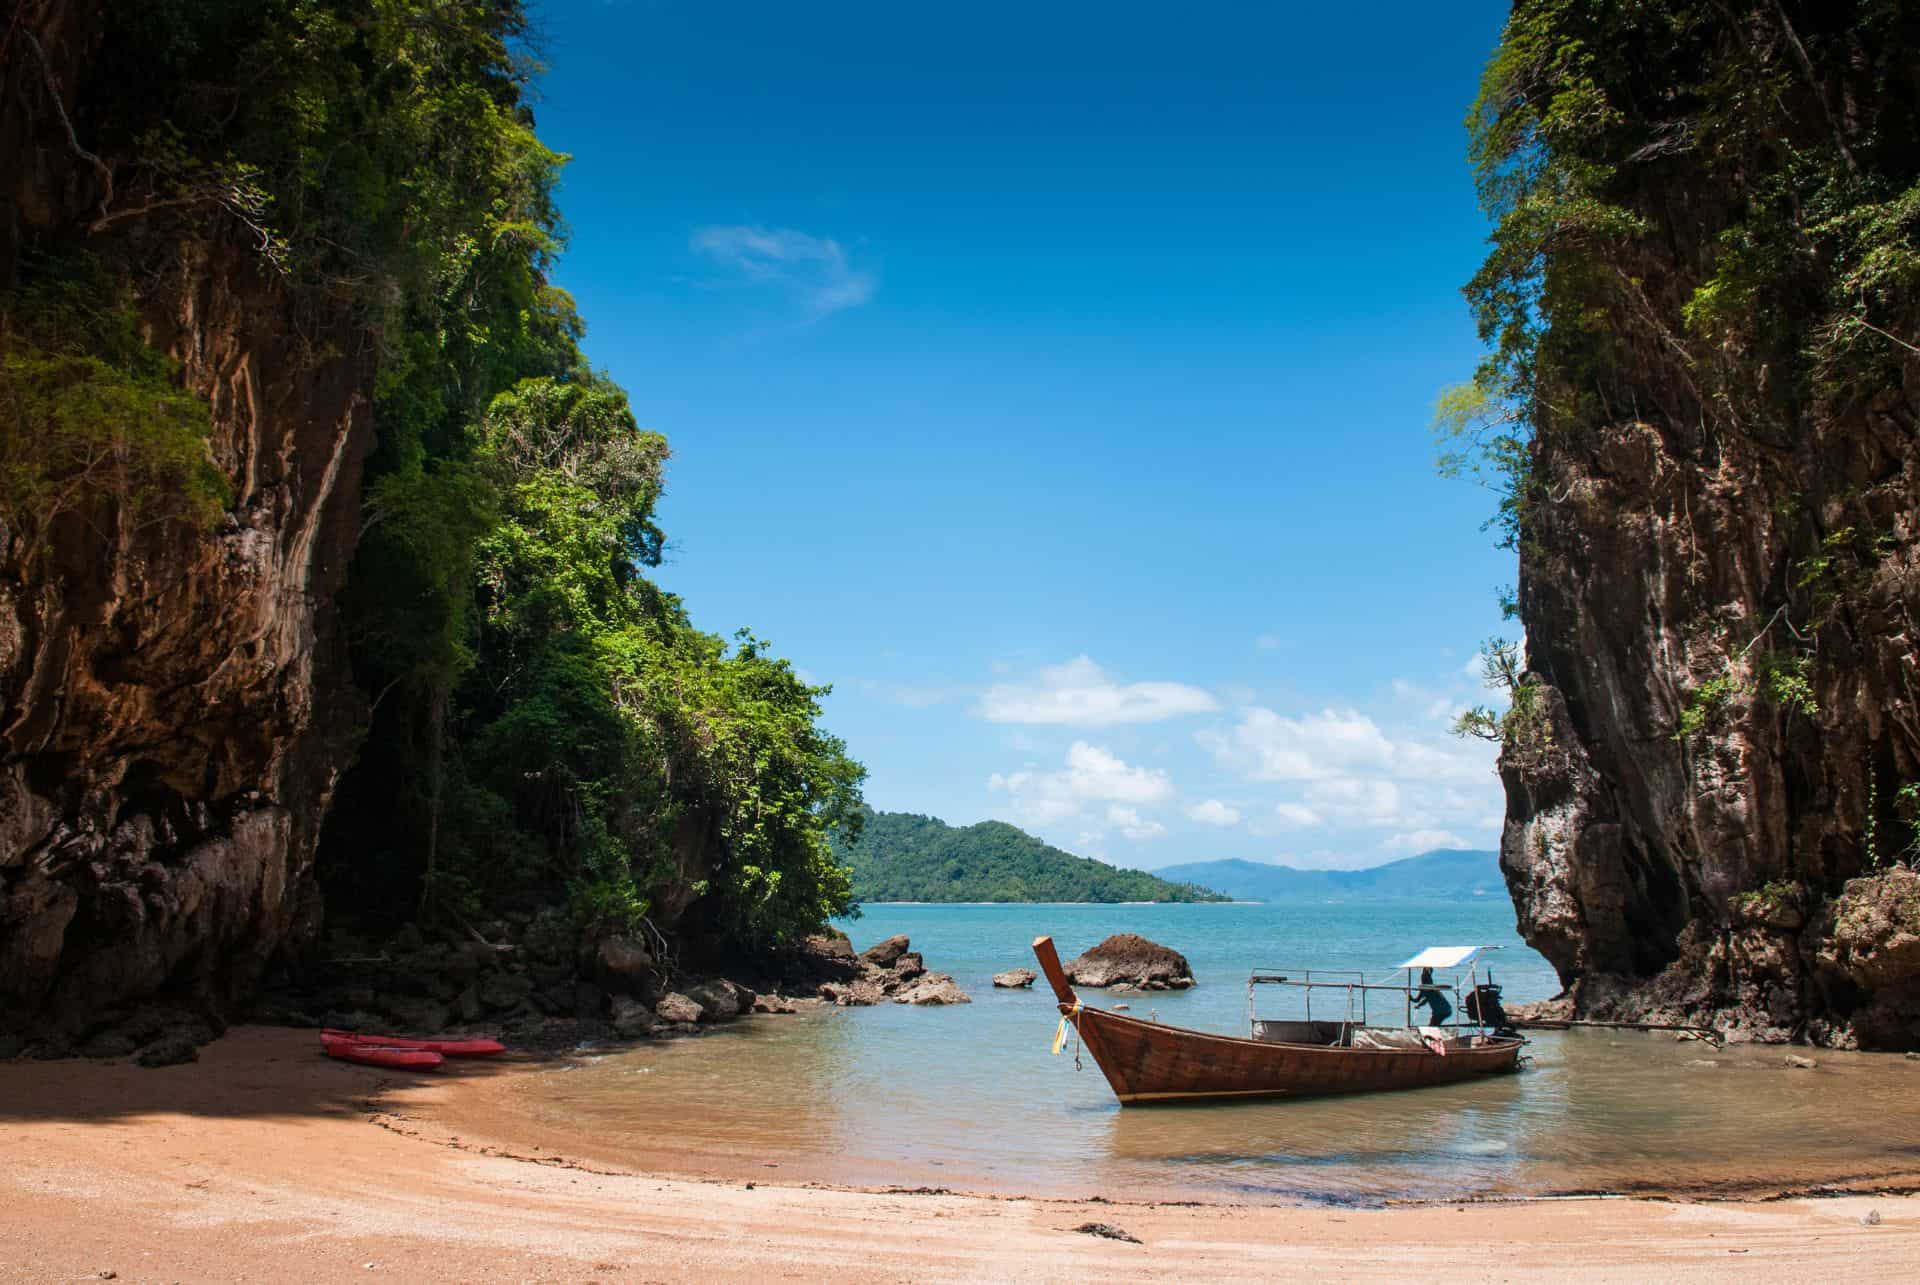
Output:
(837, 811), (1228, 903)
(1150, 850), (1504, 902)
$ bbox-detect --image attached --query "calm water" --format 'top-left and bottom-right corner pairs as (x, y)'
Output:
(508, 903), (1920, 1203)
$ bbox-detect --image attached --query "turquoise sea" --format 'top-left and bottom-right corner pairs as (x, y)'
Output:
(512, 901), (1920, 1204)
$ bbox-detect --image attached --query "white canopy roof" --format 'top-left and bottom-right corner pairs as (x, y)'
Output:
(1396, 946), (1499, 970)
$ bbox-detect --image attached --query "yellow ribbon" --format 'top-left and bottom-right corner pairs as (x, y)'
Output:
(1050, 1000), (1083, 1056)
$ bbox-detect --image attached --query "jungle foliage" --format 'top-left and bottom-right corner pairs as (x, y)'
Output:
(837, 810), (1228, 904)
(8, 1), (865, 952)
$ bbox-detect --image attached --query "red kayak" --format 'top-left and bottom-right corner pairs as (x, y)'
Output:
(321, 1028), (506, 1058)
(322, 1041), (444, 1070)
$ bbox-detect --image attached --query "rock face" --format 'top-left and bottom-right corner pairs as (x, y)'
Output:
(1490, 6), (1920, 1050)
(0, 11), (368, 1043)
(1063, 934), (1195, 990)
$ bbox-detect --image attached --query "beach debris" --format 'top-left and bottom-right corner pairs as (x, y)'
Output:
(993, 968), (1037, 989)
(1905, 1051), (1919, 1061)
(1685, 1059), (1719, 1068)
(1784, 1054), (1818, 1069)
(1073, 1222), (1142, 1244)
(1063, 934), (1196, 990)
(1861, 1209), (1882, 1226)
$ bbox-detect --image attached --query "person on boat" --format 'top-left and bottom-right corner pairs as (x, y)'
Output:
(1410, 967), (1452, 1027)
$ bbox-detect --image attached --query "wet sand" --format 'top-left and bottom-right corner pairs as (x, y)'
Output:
(1, 1026), (1916, 1283)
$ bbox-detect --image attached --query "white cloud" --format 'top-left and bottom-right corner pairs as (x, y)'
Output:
(988, 741), (1174, 826)
(690, 224), (876, 318)
(1304, 777), (1402, 824)
(1383, 829), (1471, 854)
(1187, 799), (1241, 826)
(1107, 806), (1167, 841)
(1272, 802), (1321, 827)
(1199, 706), (1491, 786)
(978, 655), (1217, 727)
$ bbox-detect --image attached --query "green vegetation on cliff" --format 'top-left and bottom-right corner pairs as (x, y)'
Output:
(1441, 1), (1920, 772)
(4, 1), (864, 952)
(837, 811), (1226, 903)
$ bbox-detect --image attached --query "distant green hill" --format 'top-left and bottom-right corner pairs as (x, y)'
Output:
(1150, 850), (1504, 902)
(837, 811), (1228, 903)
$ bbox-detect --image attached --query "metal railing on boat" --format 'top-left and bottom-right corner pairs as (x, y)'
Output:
(1245, 967), (1495, 1038)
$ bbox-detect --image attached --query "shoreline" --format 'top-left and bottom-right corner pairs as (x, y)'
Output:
(3, 1027), (1916, 1282)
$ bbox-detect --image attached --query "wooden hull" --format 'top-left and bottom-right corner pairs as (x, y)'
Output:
(1063, 1003), (1522, 1104)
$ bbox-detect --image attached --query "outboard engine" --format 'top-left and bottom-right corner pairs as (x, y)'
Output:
(1463, 983), (1516, 1036)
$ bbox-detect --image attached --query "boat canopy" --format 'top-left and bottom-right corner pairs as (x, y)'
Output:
(1395, 945), (1500, 970)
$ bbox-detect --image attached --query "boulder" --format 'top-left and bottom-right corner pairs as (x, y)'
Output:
(819, 979), (885, 1007)
(596, 935), (654, 992)
(381, 997), (449, 1034)
(654, 991), (704, 1024)
(893, 973), (972, 1006)
(893, 952), (926, 982)
(610, 996), (656, 1039)
(1063, 934), (1195, 989)
(685, 979), (751, 1022)
(477, 972), (534, 1012)
(751, 993), (799, 1015)
(452, 984), (484, 1024)
(136, 1034), (200, 1068)
(861, 934), (912, 968)
(992, 968), (1037, 989)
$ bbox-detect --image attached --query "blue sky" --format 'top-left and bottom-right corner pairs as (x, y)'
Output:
(533, 1), (1515, 870)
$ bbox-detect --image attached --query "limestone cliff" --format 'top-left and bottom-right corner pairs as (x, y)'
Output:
(1477, 2), (1920, 1048)
(0, 4), (369, 1040)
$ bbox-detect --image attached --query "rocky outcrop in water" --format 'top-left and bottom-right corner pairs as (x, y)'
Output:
(0, 7), (368, 1047)
(1063, 934), (1195, 990)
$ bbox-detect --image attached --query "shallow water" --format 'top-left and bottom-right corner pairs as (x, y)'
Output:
(509, 903), (1920, 1203)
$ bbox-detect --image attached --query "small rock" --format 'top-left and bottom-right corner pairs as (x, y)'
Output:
(861, 935), (912, 968)
(751, 993), (799, 1015)
(1861, 1209), (1882, 1226)
(82, 1030), (141, 1059)
(685, 981), (741, 1022)
(1905, 1051), (1919, 1061)
(610, 996), (655, 1039)
(992, 968), (1037, 989)
(1685, 1059), (1719, 1069)
(892, 974), (972, 1006)
(654, 991), (704, 1024)
(1785, 1054), (1818, 1069)
(892, 952), (926, 983)
(819, 980), (884, 1007)
(1073, 1222), (1141, 1244)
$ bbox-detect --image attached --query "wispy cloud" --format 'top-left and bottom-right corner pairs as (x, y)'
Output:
(978, 656), (1217, 727)
(689, 224), (876, 319)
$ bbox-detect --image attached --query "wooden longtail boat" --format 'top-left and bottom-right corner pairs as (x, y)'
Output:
(1032, 936), (1524, 1105)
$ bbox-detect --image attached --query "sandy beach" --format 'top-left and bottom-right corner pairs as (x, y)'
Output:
(0, 1027), (1913, 1283)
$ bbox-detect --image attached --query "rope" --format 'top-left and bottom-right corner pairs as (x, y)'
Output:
(1050, 999), (1082, 1057)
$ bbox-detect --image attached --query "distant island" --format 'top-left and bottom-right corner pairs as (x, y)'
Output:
(837, 811), (1228, 903)
(1151, 850), (1505, 902)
